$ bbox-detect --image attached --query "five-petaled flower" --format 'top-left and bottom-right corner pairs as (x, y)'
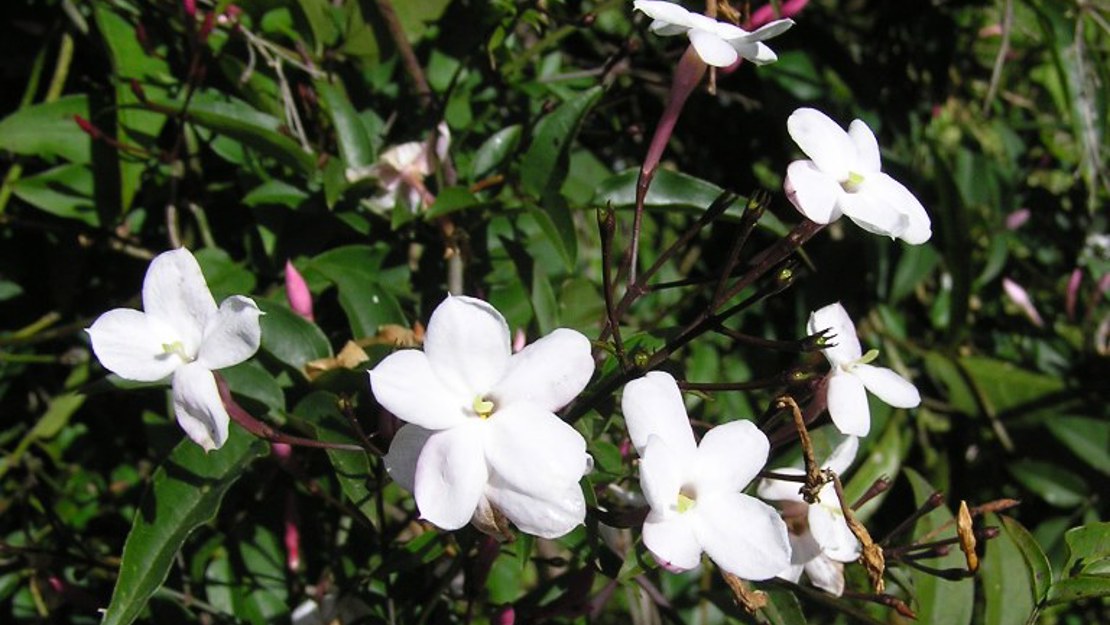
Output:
(369, 295), (595, 538)
(87, 248), (263, 451)
(758, 435), (860, 596)
(785, 108), (932, 244)
(809, 302), (920, 437)
(622, 371), (791, 579)
(634, 0), (794, 67)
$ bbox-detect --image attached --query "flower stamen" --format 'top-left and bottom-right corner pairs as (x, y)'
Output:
(472, 396), (495, 419)
(677, 485), (698, 513)
(842, 171), (865, 193)
(161, 341), (191, 363)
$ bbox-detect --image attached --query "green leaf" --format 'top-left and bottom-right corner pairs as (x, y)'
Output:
(1007, 459), (1088, 508)
(842, 414), (909, 523)
(391, 0), (453, 41)
(0, 95), (91, 163)
(257, 299), (332, 373)
(890, 244), (940, 303)
(425, 186), (481, 220)
(1046, 416), (1110, 476)
(194, 247), (257, 301)
(1046, 521), (1110, 604)
(982, 514), (1039, 625)
(530, 263), (558, 335)
(11, 163), (97, 226)
(297, 391), (380, 528)
(220, 360), (285, 416)
(151, 91), (316, 176)
(242, 180), (309, 209)
(316, 80), (375, 169)
(101, 430), (268, 625)
(957, 356), (1066, 417)
(1001, 515), (1054, 603)
(594, 168), (726, 210)
(904, 468), (973, 625)
(760, 586), (806, 625)
(296, 0), (341, 49)
(0, 280), (22, 302)
(471, 124), (522, 179)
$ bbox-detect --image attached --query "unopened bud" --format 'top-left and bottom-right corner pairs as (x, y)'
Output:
(284, 260), (314, 322)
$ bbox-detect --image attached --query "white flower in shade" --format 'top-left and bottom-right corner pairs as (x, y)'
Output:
(349, 122), (450, 214)
(633, 0), (794, 67)
(809, 302), (921, 437)
(369, 295), (595, 539)
(622, 371), (790, 579)
(785, 108), (932, 244)
(758, 435), (861, 596)
(86, 248), (262, 451)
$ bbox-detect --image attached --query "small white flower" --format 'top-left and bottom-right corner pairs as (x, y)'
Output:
(348, 122), (450, 214)
(809, 303), (920, 437)
(86, 248), (262, 451)
(369, 295), (595, 539)
(785, 108), (932, 244)
(622, 371), (790, 579)
(633, 0), (794, 67)
(758, 435), (861, 596)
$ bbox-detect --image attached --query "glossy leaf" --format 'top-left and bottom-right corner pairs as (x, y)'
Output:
(1046, 416), (1110, 476)
(257, 299), (333, 373)
(0, 95), (91, 163)
(316, 79), (375, 169)
(1007, 459), (1088, 508)
(10, 163), (96, 225)
(904, 469), (974, 625)
(472, 125), (522, 179)
(101, 430), (269, 625)
(982, 514), (1039, 625)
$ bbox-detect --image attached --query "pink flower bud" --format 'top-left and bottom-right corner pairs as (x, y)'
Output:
(1066, 268), (1082, 320)
(272, 442), (293, 462)
(1002, 277), (1044, 328)
(493, 606), (515, 625)
(284, 260), (314, 321)
(1005, 208), (1030, 230)
(749, 0), (808, 28)
(284, 493), (301, 572)
(512, 328), (526, 353)
(183, 0), (196, 18)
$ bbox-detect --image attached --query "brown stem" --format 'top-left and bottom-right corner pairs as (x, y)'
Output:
(375, 0), (433, 108)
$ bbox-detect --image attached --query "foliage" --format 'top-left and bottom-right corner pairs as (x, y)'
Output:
(0, 0), (1106, 623)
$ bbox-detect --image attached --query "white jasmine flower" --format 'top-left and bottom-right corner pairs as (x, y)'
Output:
(758, 435), (861, 595)
(809, 302), (920, 437)
(86, 248), (262, 451)
(633, 0), (794, 67)
(349, 122), (450, 214)
(622, 371), (790, 579)
(369, 295), (595, 538)
(785, 108), (932, 244)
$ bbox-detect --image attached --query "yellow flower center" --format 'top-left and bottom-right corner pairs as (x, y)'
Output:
(676, 485), (697, 514)
(842, 171), (865, 193)
(472, 396), (495, 419)
(161, 341), (191, 362)
(844, 348), (880, 372)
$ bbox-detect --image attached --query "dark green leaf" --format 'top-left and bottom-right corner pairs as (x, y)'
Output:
(194, 247), (257, 301)
(890, 244), (939, 303)
(593, 168), (748, 215)
(904, 468), (973, 625)
(530, 263), (558, 335)
(760, 586), (806, 625)
(10, 163), (97, 226)
(982, 514), (1039, 625)
(1046, 416), (1110, 476)
(1007, 459), (1088, 508)
(471, 125), (522, 179)
(100, 430), (268, 625)
(316, 80), (375, 169)
(425, 186), (481, 220)
(0, 95), (90, 163)
(243, 180), (309, 209)
(257, 299), (332, 373)
(220, 360), (285, 415)
(1000, 515), (1053, 603)
(842, 415), (909, 523)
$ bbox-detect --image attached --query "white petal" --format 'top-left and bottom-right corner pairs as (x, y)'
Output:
(823, 434), (859, 475)
(787, 108), (856, 180)
(847, 119), (881, 172)
(733, 41), (777, 65)
(369, 350), (469, 430)
(486, 475), (585, 539)
(378, 141), (424, 173)
(172, 362), (230, 451)
(651, 19), (689, 36)
(413, 423), (488, 530)
(640, 435), (685, 516)
(807, 302), (861, 366)
(423, 295), (511, 396)
(688, 29), (738, 67)
(867, 173), (932, 244)
(853, 364), (921, 408)
(756, 467), (806, 503)
(634, 0), (695, 28)
(785, 160), (843, 225)
(384, 424), (433, 493)
(142, 248), (217, 356)
(621, 371), (697, 459)
(808, 499), (861, 561)
(779, 562), (805, 583)
(789, 530), (823, 566)
(643, 515), (702, 571)
(695, 493), (791, 580)
(196, 296), (262, 370)
(491, 328), (594, 412)
(746, 18), (795, 41)
(826, 372), (871, 437)
(87, 309), (184, 382)
(838, 184), (910, 239)
(483, 404), (588, 497)
(693, 420), (768, 494)
(804, 554), (846, 596)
